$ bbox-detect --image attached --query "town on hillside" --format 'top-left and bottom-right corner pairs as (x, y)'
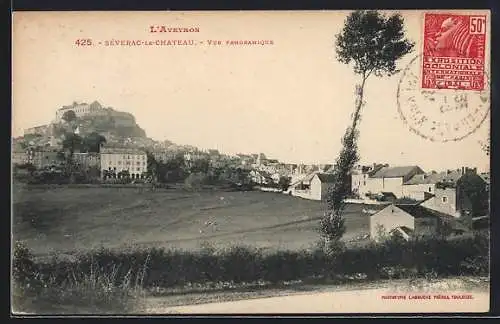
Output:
(12, 10), (492, 315)
(12, 101), (490, 242)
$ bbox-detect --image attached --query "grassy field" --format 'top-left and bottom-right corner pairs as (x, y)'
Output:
(12, 185), (385, 257)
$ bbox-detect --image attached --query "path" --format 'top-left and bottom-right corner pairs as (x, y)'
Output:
(146, 278), (489, 314)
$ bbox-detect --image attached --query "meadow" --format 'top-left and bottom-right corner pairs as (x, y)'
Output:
(12, 184), (489, 314)
(12, 184), (382, 257)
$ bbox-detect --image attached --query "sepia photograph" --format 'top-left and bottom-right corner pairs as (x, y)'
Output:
(11, 10), (490, 314)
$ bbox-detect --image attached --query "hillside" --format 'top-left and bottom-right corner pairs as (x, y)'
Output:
(17, 102), (169, 150)
(16, 101), (240, 157)
(77, 108), (146, 138)
(52, 105), (148, 141)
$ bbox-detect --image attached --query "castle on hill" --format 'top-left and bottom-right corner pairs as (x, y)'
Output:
(55, 101), (104, 121)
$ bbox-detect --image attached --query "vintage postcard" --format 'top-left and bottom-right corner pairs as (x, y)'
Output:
(11, 10), (490, 315)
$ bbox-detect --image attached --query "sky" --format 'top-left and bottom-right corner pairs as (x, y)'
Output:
(12, 11), (490, 172)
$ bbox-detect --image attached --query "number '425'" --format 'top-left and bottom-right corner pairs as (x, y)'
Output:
(75, 39), (93, 46)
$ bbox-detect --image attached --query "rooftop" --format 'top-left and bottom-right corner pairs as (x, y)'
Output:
(59, 100), (103, 111)
(395, 204), (469, 231)
(479, 172), (490, 185)
(371, 203), (444, 219)
(396, 204), (441, 219)
(316, 173), (336, 183)
(101, 147), (146, 154)
(371, 166), (423, 179)
(404, 168), (476, 185)
(404, 172), (442, 185)
(396, 226), (414, 236)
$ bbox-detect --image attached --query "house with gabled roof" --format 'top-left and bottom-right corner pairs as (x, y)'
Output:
(309, 173), (336, 201)
(419, 168), (488, 221)
(249, 169), (273, 185)
(402, 168), (469, 200)
(364, 165), (425, 199)
(370, 202), (469, 242)
(350, 163), (386, 197)
(289, 172), (336, 201)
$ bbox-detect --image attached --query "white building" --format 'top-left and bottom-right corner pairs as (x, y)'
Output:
(100, 147), (147, 179)
(152, 150), (178, 163)
(350, 164), (386, 197)
(309, 173), (336, 201)
(249, 170), (273, 185)
(402, 173), (437, 200)
(364, 166), (425, 198)
(369, 204), (440, 242)
(55, 101), (103, 121)
(290, 172), (335, 201)
(403, 167), (478, 201)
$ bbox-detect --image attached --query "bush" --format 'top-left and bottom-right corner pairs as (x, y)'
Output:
(11, 243), (146, 314)
(12, 241), (37, 283)
(183, 172), (208, 191)
(13, 232), (489, 313)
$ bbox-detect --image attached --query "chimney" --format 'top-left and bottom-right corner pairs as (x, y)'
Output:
(461, 167), (465, 175)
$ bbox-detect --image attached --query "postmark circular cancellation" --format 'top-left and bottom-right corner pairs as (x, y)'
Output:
(397, 54), (490, 142)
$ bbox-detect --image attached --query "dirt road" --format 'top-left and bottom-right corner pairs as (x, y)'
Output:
(146, 278), (489, 314)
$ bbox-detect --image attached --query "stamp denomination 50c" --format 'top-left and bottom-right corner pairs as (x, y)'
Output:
(421, 13), (487, 91)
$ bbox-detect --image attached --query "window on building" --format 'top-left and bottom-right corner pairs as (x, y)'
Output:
(118, 161), (121, 165)
(363, 181), (366, 186)
(137, 167), (140, 171)
(137, 161), (140, 165)
(428, 187), (432, 192)
(442, 196), (448, 203)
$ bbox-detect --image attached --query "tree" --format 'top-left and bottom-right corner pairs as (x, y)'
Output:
(320, 128), (357, 250)
(146, 152), (159, 183)
(62, 133), (83, 155)
(62, 110), (77, 123)
(480, 129), (490, 156)
(161, 153), (186, 182)
(235, 167), (250, 184)
(82, 132), (107, 153)
(278, 176), (291, 191)
(320, 11), (414, 249)
(190, 158), (210, 174)
(457, 174), (489, 220)
(335, 10), (414, 131)
(62, 133), (83, 183)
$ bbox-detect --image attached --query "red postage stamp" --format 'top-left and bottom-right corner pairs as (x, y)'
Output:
(421, 13), (487, 91)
